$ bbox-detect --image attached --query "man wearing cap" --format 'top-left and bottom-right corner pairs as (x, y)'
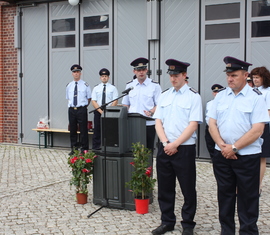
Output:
(208, 56), (268, 234)
(122, 57), (162, 152)
(66, 64), (92, 155)
(204, 84), (224, 159)
(91, 68), (118, 150)
(152, 59), (202, 235)
(247, 73), (254, 87)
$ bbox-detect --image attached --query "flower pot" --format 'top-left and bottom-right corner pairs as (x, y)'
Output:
(76, 193), (88, 204)
(134, 198), (150, 214)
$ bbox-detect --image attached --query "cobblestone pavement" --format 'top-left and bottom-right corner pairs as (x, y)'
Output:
(0, 144), (269, 235)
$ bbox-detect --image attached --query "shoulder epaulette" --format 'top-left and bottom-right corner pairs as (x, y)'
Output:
(162, 88), (169, 93)
(253, 88), (262, 95)
(84, 82), (89, 87)
(66, 82), (70, 87)
(189, 87), (198, 94)
(126, 80), (133, 84)
(151, 80), (159, 84)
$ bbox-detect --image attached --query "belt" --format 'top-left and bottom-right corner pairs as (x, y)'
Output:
(69, 105), (87, 110)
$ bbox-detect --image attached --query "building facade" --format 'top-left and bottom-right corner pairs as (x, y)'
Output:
(0, 0), (270, 158)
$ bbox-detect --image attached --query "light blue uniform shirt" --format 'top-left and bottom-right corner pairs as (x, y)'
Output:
(208, 84), (269, 155)
(205, 99), (213, 125)
(66, 80), (92, 107)
(122, 77), (162, 126)
(153, 84), (203, 145)
(92, 82), (118, 106)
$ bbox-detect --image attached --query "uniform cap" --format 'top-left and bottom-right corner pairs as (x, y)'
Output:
(70, 64), (82, 72)
(130, 57), (149, 70)
(223, 56), (252, 72)
(211, 84), (224, 92)
(165, 59), (190, 75)
(247, 73), (252, 81)
(99, 68), (110, 76)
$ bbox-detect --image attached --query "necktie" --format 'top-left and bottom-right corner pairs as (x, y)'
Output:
(102, 84), (106, 105)
(73, 82), (78, 107)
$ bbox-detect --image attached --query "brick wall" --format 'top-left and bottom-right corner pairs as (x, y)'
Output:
(0, 3), (18, 143)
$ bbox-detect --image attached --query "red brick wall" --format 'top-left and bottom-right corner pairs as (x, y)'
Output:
(0, 3), (18, 143)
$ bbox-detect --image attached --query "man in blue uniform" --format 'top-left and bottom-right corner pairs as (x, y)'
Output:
(152, 59), (203, 235)
(208, 56), (269, 235)
(122, 57), (162, 152)
(66, 64), (92, 155)
(91, 68), (118, 150)
(205, 84), (224, 159)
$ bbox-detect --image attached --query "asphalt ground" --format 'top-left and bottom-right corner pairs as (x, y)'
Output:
(0, 144), (269, 235)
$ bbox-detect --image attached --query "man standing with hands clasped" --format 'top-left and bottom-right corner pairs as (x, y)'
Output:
(208, 56), (269, 235)
(66, 64), (92, 155)
(152, 59), (203, 235)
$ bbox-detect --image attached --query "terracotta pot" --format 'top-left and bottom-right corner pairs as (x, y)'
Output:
(76, 193), (88, 204)
(134, 198), (150, 214)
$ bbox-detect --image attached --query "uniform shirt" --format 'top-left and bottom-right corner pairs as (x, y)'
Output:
(208, 84), (269, 155)
(153, 84), (203, 145)
(122, 77), (162, 126)
(257, 86), (270, 119)
(205, 100), (214, 125)
(92, 82), (118, 106)
(66, 80), (92, 107)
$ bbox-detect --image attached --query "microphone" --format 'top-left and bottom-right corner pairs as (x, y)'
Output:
(122, 86), (134, 94)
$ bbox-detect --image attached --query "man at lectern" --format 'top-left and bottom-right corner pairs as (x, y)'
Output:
(122, 57), (162, 152)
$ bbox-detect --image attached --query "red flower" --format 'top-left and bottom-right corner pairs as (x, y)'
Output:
(84, 150), (88, 154)
(70, 156), (78, 164)
(85, 159), (92, 163)
(130, 162), (134, 166)
(82, 168), (90, 173)
(145, 166), (152, 177)
(80, 156), (84, 160)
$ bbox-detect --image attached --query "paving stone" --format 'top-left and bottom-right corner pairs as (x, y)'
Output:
(0, 144), (269, 234)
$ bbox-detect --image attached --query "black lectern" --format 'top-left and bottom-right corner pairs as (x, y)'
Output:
(93, 106), (153, 210)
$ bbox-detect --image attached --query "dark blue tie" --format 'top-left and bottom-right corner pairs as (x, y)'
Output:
(102, 84), (106, 105)
(73, 82), (78, 107)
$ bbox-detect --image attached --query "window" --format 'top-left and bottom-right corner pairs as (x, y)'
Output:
(251, 1), (270, 38)
(205, 3), (240, 40)
(83, 15), (109, 47)
(84, 32), (109, 47)
(51, 18), (75, 48)
(52, 35), (75, 48)
(84, 15), (109, 30)
(205, 23), (240, 40)
(205, 3), (240, 20)
(52, 18), (75, 32)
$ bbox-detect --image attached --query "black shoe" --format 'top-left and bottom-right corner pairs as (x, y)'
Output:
(182, 228), (194, 235)
(152, 224), (174, 235)
(68, 150), (75, 156)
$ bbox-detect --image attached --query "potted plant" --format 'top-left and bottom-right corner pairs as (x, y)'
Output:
(67, 150), (97, 204)
(126, 142), (156, 214)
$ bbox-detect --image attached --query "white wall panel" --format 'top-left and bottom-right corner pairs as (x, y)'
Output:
(114, 0), (148, 95)
(160, 0), (199, 90)
(21, 4), (48, 144)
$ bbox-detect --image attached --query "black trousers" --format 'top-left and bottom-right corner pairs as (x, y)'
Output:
(92, 110), (101, 149)
(204, 124), (215, 158)
(68, 106), (89, 151)
(212, 150), (260, 235)
(146, 125), (156, 153)
(156, 143), (197, 229)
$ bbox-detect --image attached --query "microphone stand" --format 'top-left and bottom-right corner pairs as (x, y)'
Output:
(87, 92), (130, 218)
